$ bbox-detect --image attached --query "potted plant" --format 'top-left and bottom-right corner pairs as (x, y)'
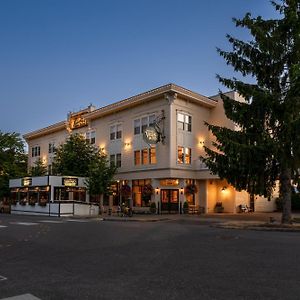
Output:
(214, 202), (224, 213)
(121, 184), (131, 199)
(149, 202), (156, 214)
(29, 198), (36, 206)
(183, 201), (189, 214)
(185, 184), (198, 195)
(39, 197), (48, 207)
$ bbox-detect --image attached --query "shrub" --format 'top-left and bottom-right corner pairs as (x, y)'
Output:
(149, 202), (156, 214)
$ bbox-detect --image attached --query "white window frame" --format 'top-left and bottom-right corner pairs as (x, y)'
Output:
(133, 114), (156, 135)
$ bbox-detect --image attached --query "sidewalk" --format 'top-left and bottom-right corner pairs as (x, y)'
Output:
(101, 212), (300, 231)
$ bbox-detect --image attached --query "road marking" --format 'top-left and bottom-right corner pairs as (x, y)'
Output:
(10, 222), (39, 226)
(66, 219), (89, 223)
(0, 275), (7, 281)
(0, 294), (41, 300)
(39, 220), (63, 224)
(0, 225), (7, 228)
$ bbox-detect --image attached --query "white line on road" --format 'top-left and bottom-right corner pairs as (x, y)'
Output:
(0, 225), (7, 228)
(10, 222), (39, 226)
(66, 219), (89, 223)
(0, 275), (7, 281)
(39, 220), (63, 224)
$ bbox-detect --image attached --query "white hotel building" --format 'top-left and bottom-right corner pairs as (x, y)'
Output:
(21, 84), (276, 214)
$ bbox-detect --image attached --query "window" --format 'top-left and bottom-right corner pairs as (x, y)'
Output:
(177, 146), (184, 164)
(31, 146), (40, 157)
(116, 153), (122, 168)
(132, 179), (152, 207)
(48, 142), (55, 154)
(110, 125), (122, 140)
(110, 155), (115, 167)
(134, 150), (141, 165)
(134, 147), (156, 165)
(134, 114), (156, 135)
(177, 146), (191, 164)
(142, 149), (148, 165)
(149, 147), (156, 164)
(86, 131), (96, 144)
(110, 153), (122, 168)
(134, 119), (141, 135)
(177, 112), (192, 132)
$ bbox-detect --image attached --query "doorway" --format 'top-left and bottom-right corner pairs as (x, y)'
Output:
(160, 189), (179, 213)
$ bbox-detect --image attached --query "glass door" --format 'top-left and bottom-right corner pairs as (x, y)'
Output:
(161, 189), (179, 213)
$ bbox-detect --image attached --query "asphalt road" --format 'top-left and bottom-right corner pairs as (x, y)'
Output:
(0, 214), (300, 300)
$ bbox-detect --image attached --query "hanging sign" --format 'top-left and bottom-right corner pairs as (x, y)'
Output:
(143, 126), (160, 145)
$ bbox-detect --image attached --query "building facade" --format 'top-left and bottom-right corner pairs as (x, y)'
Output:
(23, 84), (277, 213)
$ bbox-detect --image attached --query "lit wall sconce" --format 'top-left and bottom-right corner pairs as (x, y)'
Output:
(124, 141), (131, 148)
(155, 187), (160, 195)
(180, 187), (184, 195)
(221, 186), (227, 192)
(199, 140), (205, 146)
(100, 147), (105, 152)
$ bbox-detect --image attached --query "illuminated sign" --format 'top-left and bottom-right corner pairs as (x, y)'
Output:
(62, 178), (78, 187)
(143, 126), (160, 145)
(22, 178), (32, 186)
(160, 179), (179, 186)
(69, 115), (87, 130)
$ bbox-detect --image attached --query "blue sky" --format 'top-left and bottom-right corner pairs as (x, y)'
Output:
(0, 0), (278, 135)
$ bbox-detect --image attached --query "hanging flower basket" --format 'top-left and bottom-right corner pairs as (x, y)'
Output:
(142, 184), (154, 197)
(121, 184), (131, 199)
(185, 184), (198, 195)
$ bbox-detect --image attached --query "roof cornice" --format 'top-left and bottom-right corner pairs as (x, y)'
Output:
(85, 83), (217, 120)
(23, 121), (67, 141)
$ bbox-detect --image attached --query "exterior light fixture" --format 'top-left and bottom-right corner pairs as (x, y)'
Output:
(180, 187), (184, 195)
(124, 142), (131, 148)
(222, 186), (227, 191)
(155, 187), (159, 195)
(199, 140), (205, 146)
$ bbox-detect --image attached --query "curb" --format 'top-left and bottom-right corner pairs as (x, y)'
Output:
(213, 224), (300, 232)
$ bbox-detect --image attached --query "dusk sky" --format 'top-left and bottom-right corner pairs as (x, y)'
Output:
(0, 0), (278, 135)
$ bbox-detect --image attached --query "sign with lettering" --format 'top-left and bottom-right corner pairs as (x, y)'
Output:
(143, 126), (160, 145)
(62, 177), (78, 187)
(22, 178), (32, 186)
(160, 179), (179, 186)
(69, 115), (87, 130)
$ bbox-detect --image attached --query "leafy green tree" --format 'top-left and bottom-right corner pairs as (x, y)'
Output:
(203, 0), (300, 223)
(30, 158), (48, 176)
(0, 131), (27, 199)
(85, 151), (117, 209)
(52, 134), (96, 176)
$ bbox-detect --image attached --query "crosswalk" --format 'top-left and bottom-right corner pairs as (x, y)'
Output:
(0, 218), (103, 229)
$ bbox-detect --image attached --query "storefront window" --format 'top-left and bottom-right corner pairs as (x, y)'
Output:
(132, 179), (151, 207)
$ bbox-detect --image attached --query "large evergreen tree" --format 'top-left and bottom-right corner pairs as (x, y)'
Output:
(203, 0), (300, 223)
(30, 157), (48, 177)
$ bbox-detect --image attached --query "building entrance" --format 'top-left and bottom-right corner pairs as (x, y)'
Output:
(160, 189), (179, 213)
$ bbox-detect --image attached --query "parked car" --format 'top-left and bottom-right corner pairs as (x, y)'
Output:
(0, 200), (11, 213)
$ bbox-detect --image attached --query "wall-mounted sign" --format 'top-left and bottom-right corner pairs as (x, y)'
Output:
(62, 177), (78, 187)
(69, 115), (87, 130)
(22, 178), (32, 187)
(143, 126), (160, 145)
(160, 179), (179, 186)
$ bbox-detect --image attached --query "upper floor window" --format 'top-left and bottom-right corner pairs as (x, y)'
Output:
(31, 146), (40, 157)
(134, 114), (156, 135)
(48, 142), (55, 154)
(177, 146), (191, 164)
(110, 124), (122, 140)
(177, 112), (192, 132)
(110, 153), (122, 168)
(134, 147), (156, 165)
(86, 131), (96, 144)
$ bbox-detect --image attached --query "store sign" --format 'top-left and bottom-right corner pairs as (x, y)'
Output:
(69, 115), (87, 130)
(22, 178), (32, 186)
(62, 177), (78, 187)
(160, 179), (179, 186)
(143, 126), (160, 145)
